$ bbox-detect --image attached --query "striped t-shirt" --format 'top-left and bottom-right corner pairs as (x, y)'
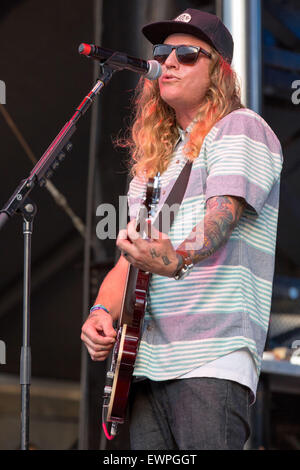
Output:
(127, 108), (283, 382)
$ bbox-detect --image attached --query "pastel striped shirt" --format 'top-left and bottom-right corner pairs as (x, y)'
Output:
(128, 108), (283, 382)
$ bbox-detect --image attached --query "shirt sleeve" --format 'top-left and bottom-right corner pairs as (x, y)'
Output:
(204, 110), (283, 215)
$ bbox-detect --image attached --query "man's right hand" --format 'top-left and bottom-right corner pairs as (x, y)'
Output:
(81, 310), (117, 361)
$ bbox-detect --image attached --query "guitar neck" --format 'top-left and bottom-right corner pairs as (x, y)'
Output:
(117, 175), (160, 330)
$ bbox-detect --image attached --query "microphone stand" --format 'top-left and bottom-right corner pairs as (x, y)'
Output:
(0, 63), (116, 450)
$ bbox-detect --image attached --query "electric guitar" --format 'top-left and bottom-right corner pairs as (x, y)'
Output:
(102, 174), (161, 438)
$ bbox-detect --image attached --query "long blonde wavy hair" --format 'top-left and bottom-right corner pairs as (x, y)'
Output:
(120, 48), (244, 179)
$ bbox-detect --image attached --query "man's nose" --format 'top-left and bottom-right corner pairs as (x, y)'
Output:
(164, 49), (178, 68)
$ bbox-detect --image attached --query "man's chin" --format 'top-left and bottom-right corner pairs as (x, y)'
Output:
(160, 94), (182, 111)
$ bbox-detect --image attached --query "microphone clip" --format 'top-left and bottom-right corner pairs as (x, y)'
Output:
(101, 52), (125, 72)
(98, 61), (118, 83)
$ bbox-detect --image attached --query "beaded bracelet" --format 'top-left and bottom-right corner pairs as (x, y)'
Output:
(90, 304), (110, 314)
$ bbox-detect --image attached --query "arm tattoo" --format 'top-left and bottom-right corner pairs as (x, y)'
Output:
(178, 196), (245, 265)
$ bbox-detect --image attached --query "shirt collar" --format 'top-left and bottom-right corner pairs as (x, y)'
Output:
(177, 119), (197, 142)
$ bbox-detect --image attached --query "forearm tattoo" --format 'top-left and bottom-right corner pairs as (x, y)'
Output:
(178, 196), (244, 266)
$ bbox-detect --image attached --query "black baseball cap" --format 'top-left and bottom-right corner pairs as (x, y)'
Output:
(142, 9), (234, 64)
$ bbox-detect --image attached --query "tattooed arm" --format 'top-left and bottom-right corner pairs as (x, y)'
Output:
(176, 195), (246, 267)
(116, 195), (245, 277)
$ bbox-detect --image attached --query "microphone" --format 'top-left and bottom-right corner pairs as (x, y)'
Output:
(78, 43), (162, 80)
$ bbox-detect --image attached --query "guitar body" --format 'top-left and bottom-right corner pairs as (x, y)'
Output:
(107, 268), (151, 423)
(102, 176), (160, 435)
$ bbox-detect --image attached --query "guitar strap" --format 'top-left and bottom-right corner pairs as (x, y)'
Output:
(154, 160), (193, 233)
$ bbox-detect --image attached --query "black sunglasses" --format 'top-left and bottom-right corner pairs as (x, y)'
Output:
(153, 44), (212, 65)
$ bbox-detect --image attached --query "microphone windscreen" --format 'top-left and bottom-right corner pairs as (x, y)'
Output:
(146, 60), (162, 80)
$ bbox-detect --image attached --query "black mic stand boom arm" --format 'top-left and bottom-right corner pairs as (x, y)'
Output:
(0, 63), (116, 450)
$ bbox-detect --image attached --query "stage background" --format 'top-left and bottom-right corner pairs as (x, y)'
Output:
(0, 0), (300, 450)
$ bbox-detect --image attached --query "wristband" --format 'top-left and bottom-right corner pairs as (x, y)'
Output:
(173, 251), (194, 280)
(90, 304), (110, 314)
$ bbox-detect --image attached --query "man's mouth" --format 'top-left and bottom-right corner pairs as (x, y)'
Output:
(161, 74), (180, 82)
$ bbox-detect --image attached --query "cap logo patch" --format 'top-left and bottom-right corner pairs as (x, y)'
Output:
(175, 13), (192, 23)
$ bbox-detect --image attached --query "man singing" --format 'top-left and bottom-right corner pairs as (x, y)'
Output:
(81, 9), (283, 450)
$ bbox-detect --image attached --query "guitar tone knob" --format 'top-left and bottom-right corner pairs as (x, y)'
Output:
(104, 385), (112, 395)
(104, 370), (114, 396)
